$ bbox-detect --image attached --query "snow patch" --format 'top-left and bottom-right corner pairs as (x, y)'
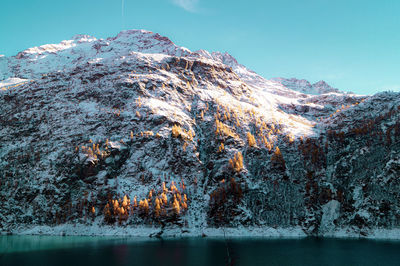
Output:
(0, 77), (30, 90)
(320, 200), (340, 233)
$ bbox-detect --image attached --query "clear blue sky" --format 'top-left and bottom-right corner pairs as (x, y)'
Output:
(1, 0), (399, 94)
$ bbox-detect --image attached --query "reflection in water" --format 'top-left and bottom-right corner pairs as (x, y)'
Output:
(1, 236), (400, 266)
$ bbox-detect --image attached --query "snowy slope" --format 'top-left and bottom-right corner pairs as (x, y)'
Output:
(1, 30), (329, 138)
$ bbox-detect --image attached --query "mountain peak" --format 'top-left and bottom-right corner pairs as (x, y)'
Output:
(109, 29), (192, 57)
(272, 77), (341, 95)
(313, 80), (329, 86)
(70, 34), (97, 42)
(210, 51), (239, 67)
(112, 29), (156, 40)
(312, 80), (340, 93)
(195, 50), (240, 68)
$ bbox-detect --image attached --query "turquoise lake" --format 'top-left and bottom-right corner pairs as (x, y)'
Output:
(1, 235), (400, 265)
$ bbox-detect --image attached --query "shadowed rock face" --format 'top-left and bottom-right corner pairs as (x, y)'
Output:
(1, 30), (400, 237)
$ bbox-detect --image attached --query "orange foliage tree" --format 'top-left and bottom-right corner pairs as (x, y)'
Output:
(102, 180), (189, 225)
(229, 152), (243, 173)
(271, 147), (286, 170)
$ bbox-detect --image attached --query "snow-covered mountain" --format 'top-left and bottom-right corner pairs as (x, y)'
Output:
(1, 30), (400, 238)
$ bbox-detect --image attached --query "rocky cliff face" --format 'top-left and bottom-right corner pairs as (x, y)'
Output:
(1, 30), (399, 237)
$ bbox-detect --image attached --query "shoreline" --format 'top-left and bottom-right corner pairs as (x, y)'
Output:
(3, 224), (400, 240)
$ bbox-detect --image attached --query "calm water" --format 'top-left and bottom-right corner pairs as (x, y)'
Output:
(1, 235), (400, 266)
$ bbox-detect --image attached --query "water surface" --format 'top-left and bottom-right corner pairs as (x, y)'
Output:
(1, 235), (400, 266)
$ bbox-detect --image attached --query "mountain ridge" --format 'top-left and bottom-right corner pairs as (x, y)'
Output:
(3, 29), (345, 97)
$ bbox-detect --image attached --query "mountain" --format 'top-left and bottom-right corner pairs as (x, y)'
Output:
(1, 30), (400, 238)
